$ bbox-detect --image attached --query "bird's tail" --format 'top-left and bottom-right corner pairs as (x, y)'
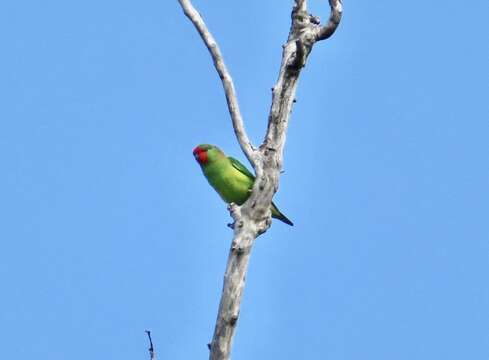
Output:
(271, 202), (294, 226)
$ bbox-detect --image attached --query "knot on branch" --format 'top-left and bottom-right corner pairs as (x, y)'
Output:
(292, 9), (309, 28)
(229, 314), (239, 326)
(263, 146), (277, 156)
(291, 39), (307, 70)
(257, 175), (268, 191)
(310, 15), (321, 25)
(257, 216), (272, 236)
(231, 243), (251, 256)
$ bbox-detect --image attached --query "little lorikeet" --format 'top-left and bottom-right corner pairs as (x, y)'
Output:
(193, 144), (293, 226)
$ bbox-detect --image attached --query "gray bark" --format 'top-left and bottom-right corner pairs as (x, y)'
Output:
(177, 1), (343, 359)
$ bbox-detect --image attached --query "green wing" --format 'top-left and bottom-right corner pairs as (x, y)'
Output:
(228, 157), (255, 180)
(229, 156), (293, 226)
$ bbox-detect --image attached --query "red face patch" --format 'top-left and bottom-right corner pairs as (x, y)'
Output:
(193, 146), (208, 164)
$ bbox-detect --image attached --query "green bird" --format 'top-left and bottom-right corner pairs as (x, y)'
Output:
(193, 144), (293, 226)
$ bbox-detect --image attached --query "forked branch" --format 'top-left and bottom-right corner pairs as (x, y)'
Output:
(177, 1), (342, 359)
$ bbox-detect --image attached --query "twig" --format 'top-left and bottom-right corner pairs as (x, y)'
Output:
(145, 330), (156, 360)
(177, 0), (257, 167)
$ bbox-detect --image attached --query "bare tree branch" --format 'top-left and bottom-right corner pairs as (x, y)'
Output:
(177, 0), (257, 166)
(177, 1), (342, 360)
(317, 0), (343, 41)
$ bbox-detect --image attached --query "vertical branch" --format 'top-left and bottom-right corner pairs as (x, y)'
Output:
(208, 204), (259, 360)
(177, 1), (342, 359)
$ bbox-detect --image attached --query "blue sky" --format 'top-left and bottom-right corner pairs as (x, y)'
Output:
(1, 0), (488, 359)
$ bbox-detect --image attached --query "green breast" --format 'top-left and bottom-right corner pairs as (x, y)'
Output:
(203, 160), (253, 205)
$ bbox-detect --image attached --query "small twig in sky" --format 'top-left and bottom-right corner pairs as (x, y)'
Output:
(145, 330), (156, 360)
